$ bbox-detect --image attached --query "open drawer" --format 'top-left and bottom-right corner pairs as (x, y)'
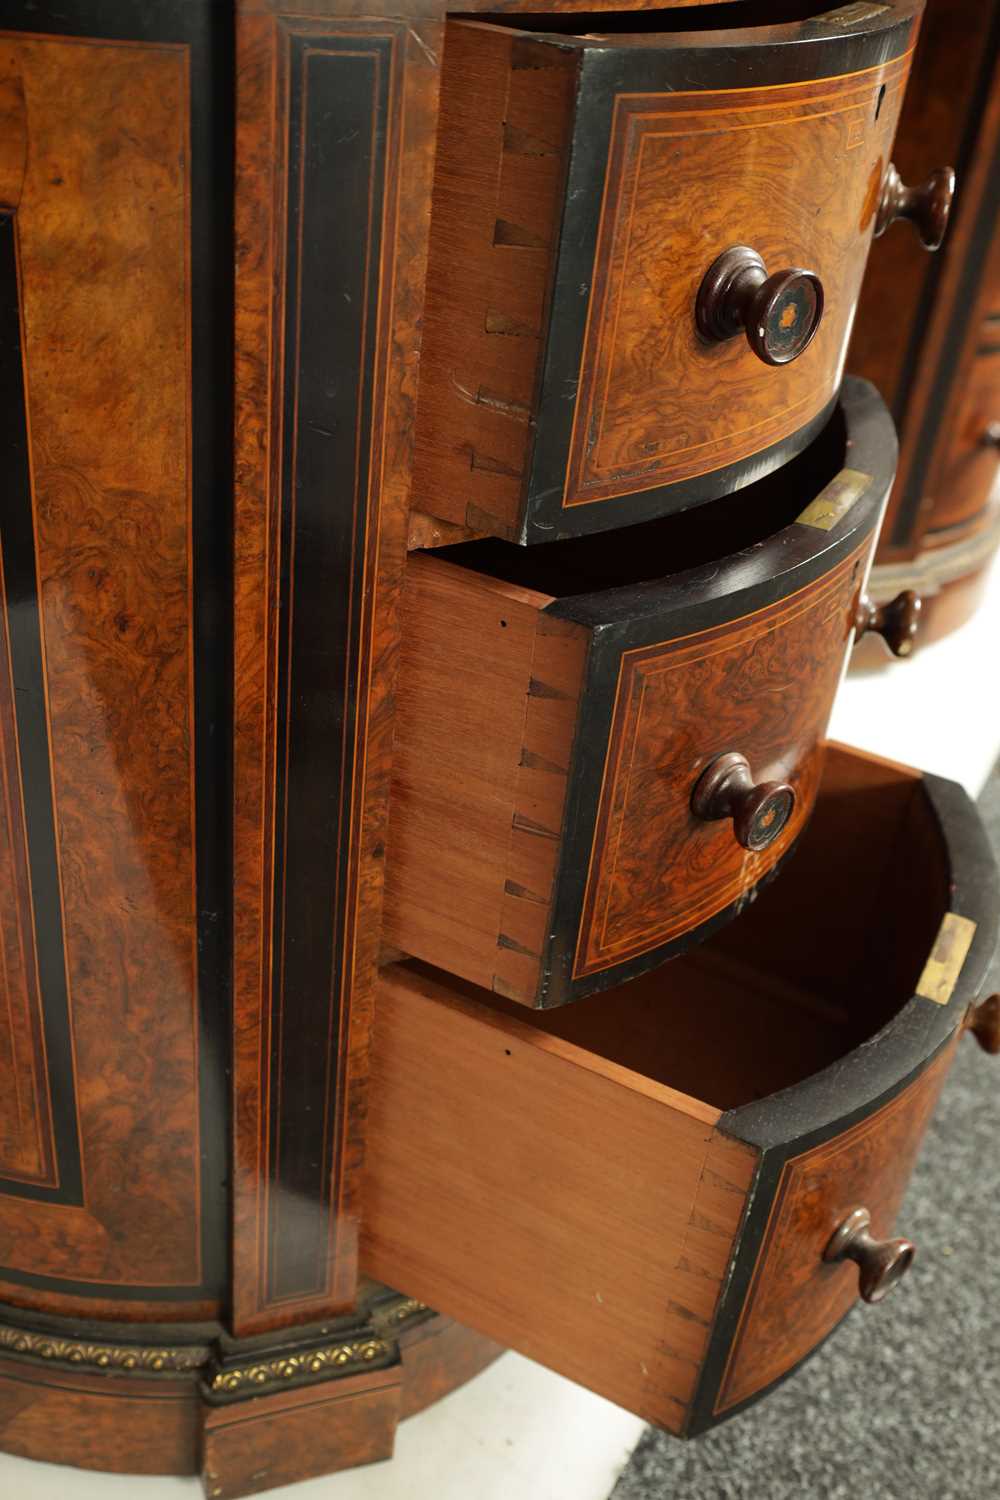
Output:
(364, 743), (999, 1435)
(386, 379), (896, 1007)
(411, 2), (921, 543)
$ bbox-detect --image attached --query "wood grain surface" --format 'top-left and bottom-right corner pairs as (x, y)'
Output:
(367, 739), (979, 1438)
(716, 1038), (957, 1413)
(565, 57), (908, 505)
(0, 18), (212, 1312)
(387, 516), (877, 1004)
(706, 741), (936, 1034)
(0, 1304), (499, 1481)
(575, 546), (870, 977)
(849, 0), (991, 415)
(383, 552), (588, 1005)
(363, 962), (758, 1433)
(410, 22), (576, 540)
(231, 0), (443, 1335)
(860, 2), (1000, 559)
(396, 1314), (503, 1420)
(931, 305), (1000, 534)
(410, 19), (911, 541)
(0, 452), (56, 1191)
(202, 1363), (402, 1499)
(0, 1353), (200, 1476)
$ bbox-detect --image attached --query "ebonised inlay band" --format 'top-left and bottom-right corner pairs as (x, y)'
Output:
(265, 31), (393, 1307)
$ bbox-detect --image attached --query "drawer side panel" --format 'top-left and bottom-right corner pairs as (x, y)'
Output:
(362, 967), (756, 1431)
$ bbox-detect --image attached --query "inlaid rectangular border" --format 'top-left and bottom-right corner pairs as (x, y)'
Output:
(517, 10), (918, 542)
(0, 213), (74, 1198)
(572, 552), (864, 979)
(261, 26), (397, 1311)
(0, 0), (232, 1308)
(232, 4), (440, 1335)
(562, 57), (910, 508)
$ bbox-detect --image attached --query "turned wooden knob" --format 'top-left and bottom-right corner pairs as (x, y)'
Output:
(875, 162), (955, 251)
(823, 1207), (915, 1304)
(968, 994), (1000, 1054)
(690, 752), (795, 852)
(695, 246), (824, 365)
(853, 590), (922, 657)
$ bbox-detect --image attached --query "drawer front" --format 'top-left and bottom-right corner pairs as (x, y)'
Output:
(393, 380), (897, 1006)
(413, 9), (919, 544)
(559, 61), (909, 512)
(714, 1039), (956, 1418)
(573, 547), (868, 983)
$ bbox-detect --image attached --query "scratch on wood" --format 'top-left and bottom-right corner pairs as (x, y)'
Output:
(407, 27), (438, 70)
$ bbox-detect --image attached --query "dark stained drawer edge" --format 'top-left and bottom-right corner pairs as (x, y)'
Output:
(722, 766), (999, 1153)
(546, 379), (897, 637)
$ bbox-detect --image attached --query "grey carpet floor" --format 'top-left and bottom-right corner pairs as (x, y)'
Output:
(610, 763), (1000, 1500)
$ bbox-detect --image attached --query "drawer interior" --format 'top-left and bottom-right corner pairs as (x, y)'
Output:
(427, 403), (845, 599)
(400, 743), (949, 1111)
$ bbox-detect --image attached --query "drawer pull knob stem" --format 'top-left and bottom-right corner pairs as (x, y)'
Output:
(875, 162), (955, 251)
(823, 1206), (915, 1304)
(690, 752), (794, 852)
(853, 590), (922, 657)
(968, 994), (1000, 1054)
(695, 246), (824, 366)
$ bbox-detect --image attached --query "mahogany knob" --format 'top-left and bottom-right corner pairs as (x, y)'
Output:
(823, 1207), (915, 1304)
(853, 590), (922, 657)
(968, 994), (1000, 1054)
(690, 751), (795, 852)
(874, 162), (955, 251)
(695, 246), (824, 366)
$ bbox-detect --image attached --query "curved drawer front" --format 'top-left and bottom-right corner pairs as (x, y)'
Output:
(412, 6), (919, 543)
(571, 552), (863, 983)
(390, 381), (896, 1006)
(560, 61), (906, 511)
(366, 745), (1000, 1440)
(713, 1042), (955, 1419)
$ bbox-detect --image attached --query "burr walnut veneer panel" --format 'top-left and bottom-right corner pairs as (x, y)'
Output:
(411, 7), (918, 543)
(0, 2), (231, 1319)
(716, 1038), (956, 1414)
